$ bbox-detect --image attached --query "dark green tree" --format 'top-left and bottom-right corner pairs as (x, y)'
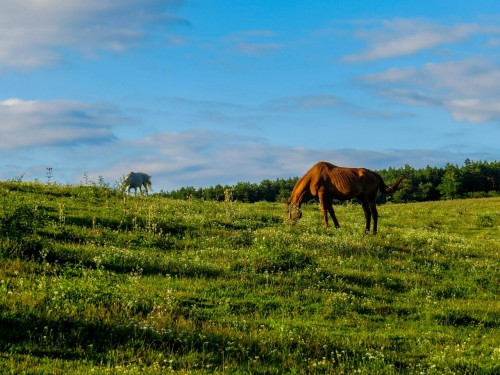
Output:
(438, 164), (463, 199)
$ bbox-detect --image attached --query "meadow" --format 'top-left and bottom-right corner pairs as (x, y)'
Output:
(0, 180), (498, 374)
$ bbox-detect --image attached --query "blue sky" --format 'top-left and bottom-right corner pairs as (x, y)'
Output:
(1, 0), (499, 191)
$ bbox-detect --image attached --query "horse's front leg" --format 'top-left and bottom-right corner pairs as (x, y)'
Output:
(318, 192), (330, 228)
(326, 205), (340, 229)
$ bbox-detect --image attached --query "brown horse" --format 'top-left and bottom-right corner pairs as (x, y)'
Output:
(285, 161), (405, 234)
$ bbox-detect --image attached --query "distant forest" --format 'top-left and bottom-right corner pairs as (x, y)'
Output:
(158, 159), (500, 204)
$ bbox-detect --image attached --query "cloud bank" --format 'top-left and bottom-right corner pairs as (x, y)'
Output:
(0, 0), (187, 71)
(90, 129), (482, 191)
(343, 19), (500, 62)
(361, 59), (500, 123)
(0, 99), (124, 148)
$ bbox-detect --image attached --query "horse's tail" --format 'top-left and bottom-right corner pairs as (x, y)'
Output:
(143, 174), (152, 190)
(380, 176), (406, 194)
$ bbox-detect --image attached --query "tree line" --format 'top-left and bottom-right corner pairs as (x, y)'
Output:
(158, 159), (500, 203)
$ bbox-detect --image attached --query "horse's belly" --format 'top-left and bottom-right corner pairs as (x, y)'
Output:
(331, 185), (361, 200)
(332, 191), (357, 200)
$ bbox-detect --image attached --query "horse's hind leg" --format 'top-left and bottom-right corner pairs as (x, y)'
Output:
(359, 196), (371, 233)
(369, 200), (378, 234)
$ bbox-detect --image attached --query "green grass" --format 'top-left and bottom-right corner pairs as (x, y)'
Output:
(0, 181), (499, 374)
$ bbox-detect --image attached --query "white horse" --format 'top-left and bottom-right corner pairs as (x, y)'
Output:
(122, 172), (152, 194)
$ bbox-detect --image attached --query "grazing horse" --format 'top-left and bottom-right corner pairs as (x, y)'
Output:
(122, 172), (152, 195)
(285, 162), (405, 234)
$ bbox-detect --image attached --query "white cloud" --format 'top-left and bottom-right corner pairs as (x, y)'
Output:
(0, 0), (187, 71)
(343, 19), (500, 62)
(448, 99), (500, 122)
(424, 60), (500, 97)
(0, 98), (123, 148)
(361, 59), (500, 123)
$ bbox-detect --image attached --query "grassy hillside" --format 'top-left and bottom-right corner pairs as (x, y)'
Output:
(0, 181), (499, 374)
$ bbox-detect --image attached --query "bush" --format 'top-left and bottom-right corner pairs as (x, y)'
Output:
(0, 204), (48, 259)
(477, 215), (494, 228)
(0, 204), (48, 237)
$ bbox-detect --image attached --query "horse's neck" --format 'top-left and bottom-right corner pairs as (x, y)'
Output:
(291, 178), (310, 206)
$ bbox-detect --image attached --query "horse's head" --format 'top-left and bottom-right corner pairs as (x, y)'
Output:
(284, 198), (302, 225)
(120, 174), (131, 191)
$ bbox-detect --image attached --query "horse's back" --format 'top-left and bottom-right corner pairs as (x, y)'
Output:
(309, 163), (380, 198)
(125, 172), (143, 187)
(328, 167), (365, 197)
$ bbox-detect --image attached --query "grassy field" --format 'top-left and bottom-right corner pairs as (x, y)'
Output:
(0, 181), (498, 374)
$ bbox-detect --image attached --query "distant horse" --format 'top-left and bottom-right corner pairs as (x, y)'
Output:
(122, 172), (152, 195)
(285, 162), (405, 234)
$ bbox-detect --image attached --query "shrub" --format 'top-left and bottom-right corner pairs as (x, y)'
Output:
(0, 204), (48, 259)
(0, 204), (45, 236)
(477, 215), (494, 228)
